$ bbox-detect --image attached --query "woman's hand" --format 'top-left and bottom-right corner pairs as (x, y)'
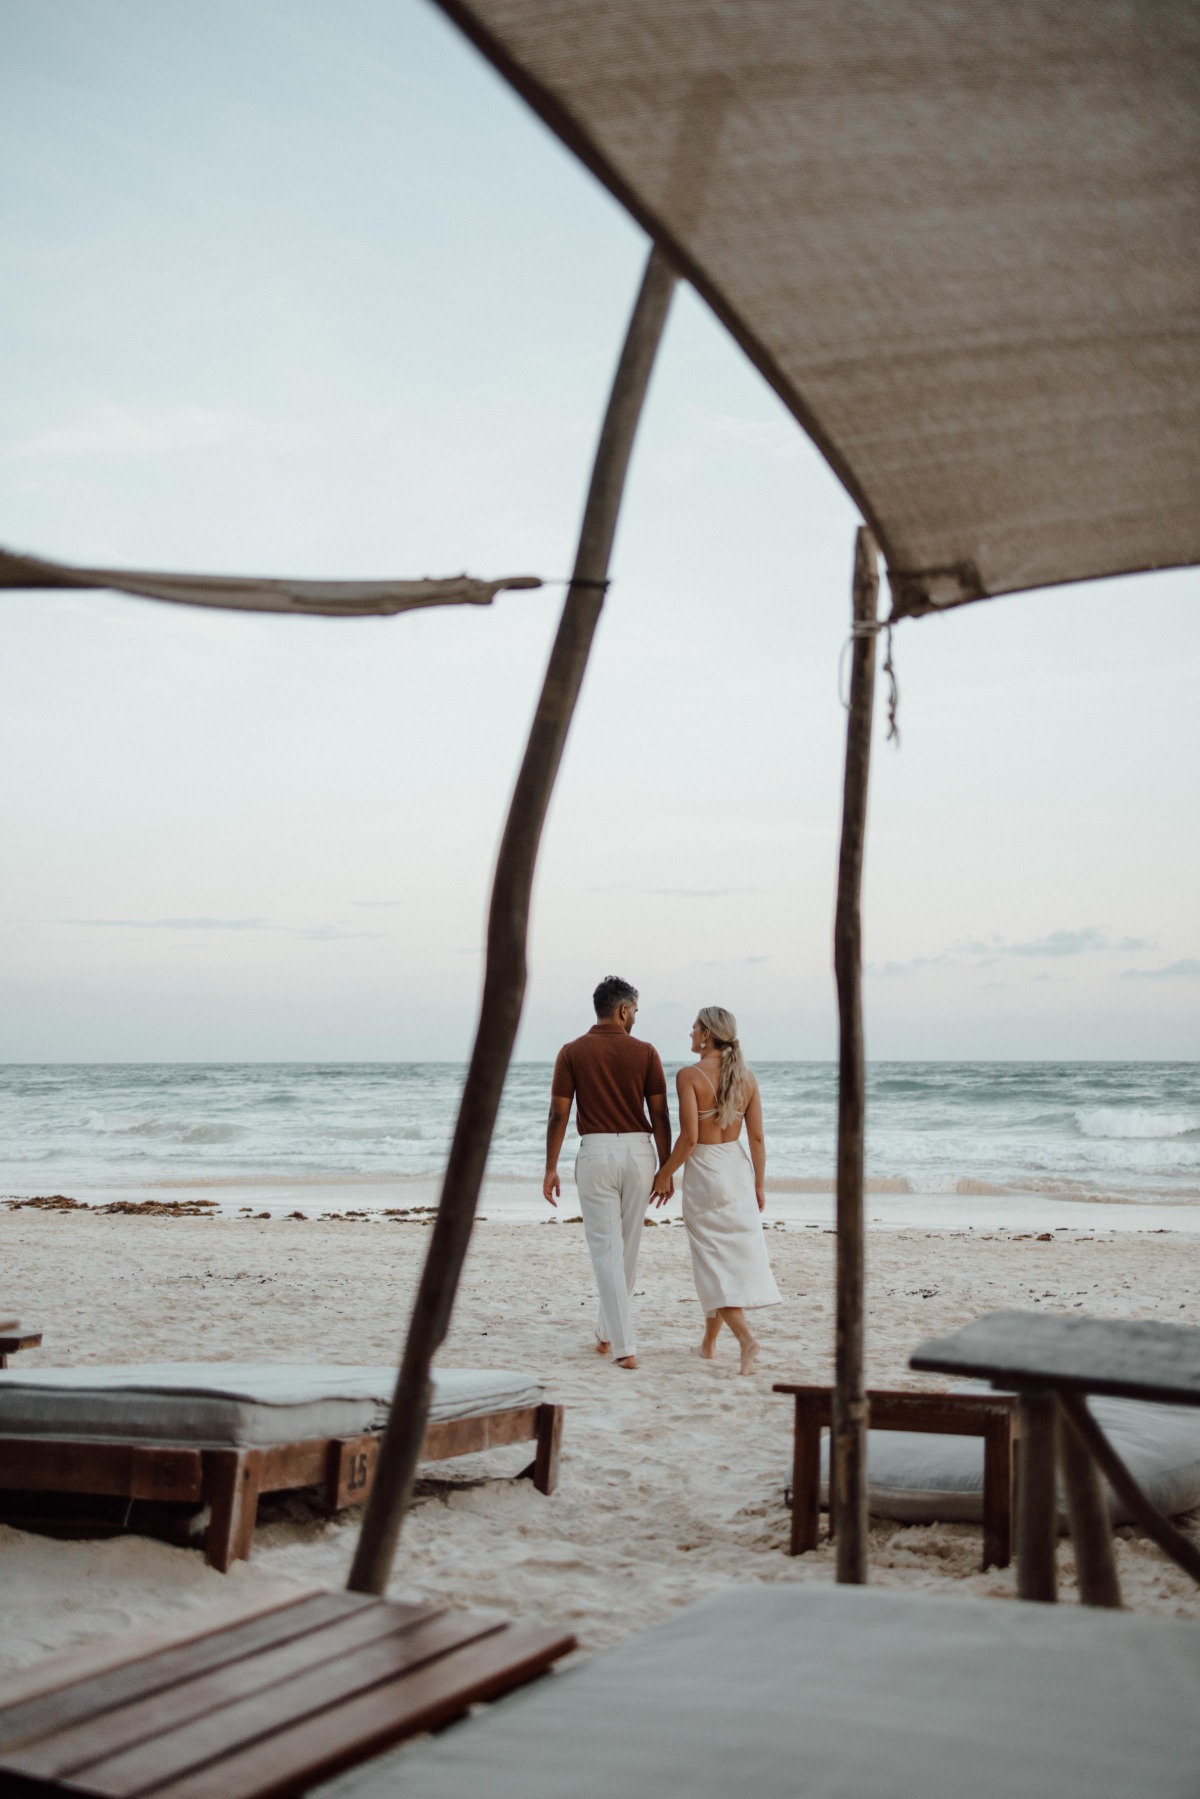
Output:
(755, 1185), (766, 1213)
(650, 1166), (675, 1207)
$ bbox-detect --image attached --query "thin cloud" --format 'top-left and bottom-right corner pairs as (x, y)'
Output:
(697, 954), (770, 968)
(69, 916), (268, 932)
(294, 925), (384, 942)
(650, 886), (766, 899)
(1121, 959), (1200, 980)
(15, 404), (246, 459)
(66, 916), (381, 942)
(958, 928), (1153, 960)
(352, 900), (406, 909)
(866, 954), (953, 977)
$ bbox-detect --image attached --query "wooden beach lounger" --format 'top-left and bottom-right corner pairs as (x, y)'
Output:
(0, 1585), (575, 1799)
(305, 1585), (1200, 1799)
(0, 1364), (563, 1571)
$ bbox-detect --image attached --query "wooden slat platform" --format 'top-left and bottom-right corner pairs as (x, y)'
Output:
(0, 1590), (575, 1798)
(0, 1401), (565, 1571)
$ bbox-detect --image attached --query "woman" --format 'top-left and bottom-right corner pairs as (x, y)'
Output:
(650, 1006), (780, 1374)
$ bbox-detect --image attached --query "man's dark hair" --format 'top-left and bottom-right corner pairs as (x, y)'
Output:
(593, 975), (638, 1019)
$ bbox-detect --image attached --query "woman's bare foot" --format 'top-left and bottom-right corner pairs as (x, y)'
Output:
(615, 1354), (638, 1369)
(594, 1339), (611, 1356)
(738, 1336), (761, 1376)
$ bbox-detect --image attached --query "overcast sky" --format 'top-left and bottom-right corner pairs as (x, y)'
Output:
(1, 0), (1197, 1064)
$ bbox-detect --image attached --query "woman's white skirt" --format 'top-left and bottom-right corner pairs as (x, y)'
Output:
(681, 1141), (782, 1313)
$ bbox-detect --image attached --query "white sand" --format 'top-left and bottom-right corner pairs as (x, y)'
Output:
(2, 1208), (1199, 1678)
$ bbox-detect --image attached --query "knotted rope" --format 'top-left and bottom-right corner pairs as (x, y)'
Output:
(839, 618), (900, 744)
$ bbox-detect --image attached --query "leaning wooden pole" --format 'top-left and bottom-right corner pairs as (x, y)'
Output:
(831, 525), (879, 1586)
(348, 245), (677, 1595)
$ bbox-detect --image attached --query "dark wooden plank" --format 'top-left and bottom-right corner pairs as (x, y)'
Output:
(1057, 1400), (1122, 1608)
(151, 1621), (577, 1799)
(12, 1601), (433, 1779)
(0, 1589), (325, 1711)
(981, 1413), (1015, 1572)
(253, 1439), (334, 1494)
(533, 1403), (563, 1495)
(789, 1393), (822, 1556)
(1016, 1391), (1058, 1603)
(327, 1436), (379, 1510)
(203, 1450), (263, 1572)
(0, 1330), (43, 1368)
(421, 1407), (538, 1463)
(0, 1593), (366, 1755)
(0, 1440), (203, 1502)
(75, 1610), (511, 1795)
(773, 1387), (1014, 1434)
(911, 1312), (1200, 1405)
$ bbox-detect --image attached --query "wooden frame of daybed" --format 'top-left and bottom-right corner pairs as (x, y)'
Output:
(0, 1402), (563, 1572)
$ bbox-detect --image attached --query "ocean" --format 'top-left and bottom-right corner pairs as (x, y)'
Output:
(1, 1062), (1198, 1229)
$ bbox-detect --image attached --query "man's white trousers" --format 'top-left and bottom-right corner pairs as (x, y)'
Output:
(574, 1132), (656, 1360)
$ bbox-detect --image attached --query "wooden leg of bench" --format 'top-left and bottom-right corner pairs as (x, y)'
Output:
(204, 1449), (262, 1571)
(982, 1413), (1014, 1571)
(1016, 1390), (1058, 1603)
(789, 1396), (822, 1555)
(1058, 1399), (1121, 1609)
(533, 1405), (564, 1496)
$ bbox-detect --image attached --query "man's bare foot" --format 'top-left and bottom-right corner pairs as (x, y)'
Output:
(615, 1354), (638, 1369)
(738, 1336), (761, 1376)
(594, 1339), (611, 1356)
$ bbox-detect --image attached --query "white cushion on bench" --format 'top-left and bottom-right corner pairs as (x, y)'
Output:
(315, 1585), (1200, 1799)
(0, 1364), (545, 1447)
(815, 1390), (1200, 1524)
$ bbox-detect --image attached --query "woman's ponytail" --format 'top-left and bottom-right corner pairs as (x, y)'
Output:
(697, 1005), (749, 1128)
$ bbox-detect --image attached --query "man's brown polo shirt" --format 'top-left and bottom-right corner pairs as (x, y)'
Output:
(551, 1020), (667, 1136)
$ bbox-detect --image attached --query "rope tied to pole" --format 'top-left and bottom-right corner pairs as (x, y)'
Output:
(839, 618), (900, 745)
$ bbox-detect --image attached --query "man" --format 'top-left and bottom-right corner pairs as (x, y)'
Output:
(544, 976), (672, 1370)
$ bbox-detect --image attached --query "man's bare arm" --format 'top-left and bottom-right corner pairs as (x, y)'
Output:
(544, 1095), (572, 1205)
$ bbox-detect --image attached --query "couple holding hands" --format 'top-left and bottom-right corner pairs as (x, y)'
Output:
(544, 975), (780, 1375)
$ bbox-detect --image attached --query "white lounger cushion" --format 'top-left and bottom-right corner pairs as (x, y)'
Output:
(0, 1364), (544, 1447)
(316, 1585), (1200, 1799)
(815, 1390), (1200, 1525)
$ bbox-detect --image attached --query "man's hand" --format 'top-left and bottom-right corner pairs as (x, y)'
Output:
(650, 1166), (674, 1207)
(543, 1168), (560, 1207)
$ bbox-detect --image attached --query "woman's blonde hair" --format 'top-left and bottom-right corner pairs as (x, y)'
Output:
(696, 1005), (749, 1128)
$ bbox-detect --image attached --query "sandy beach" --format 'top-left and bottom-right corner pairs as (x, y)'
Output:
(3, 1204), (1199, 1680)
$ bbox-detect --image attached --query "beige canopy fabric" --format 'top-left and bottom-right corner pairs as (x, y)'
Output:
(436, 0), (1200, 616)
(0, 545), (541, 618)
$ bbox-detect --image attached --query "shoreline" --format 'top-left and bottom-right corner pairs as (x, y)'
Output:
(5, 1171), (1200, 1234)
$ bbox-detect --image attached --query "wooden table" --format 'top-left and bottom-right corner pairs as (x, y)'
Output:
(911, 1311), (1200, 1608)
(773, 1383), (1018, 1570)
(0, 1329), (43, 1369)
(0, 1588), (574, 1798)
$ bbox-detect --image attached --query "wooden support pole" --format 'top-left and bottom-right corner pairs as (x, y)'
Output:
(1058, 1389), (1200, 1587)
(347, 246), (677, 1596)
(831, 526), (879, 1587)
(1057, 1398), (1122, 1609)
(1016, 1390), (1059, 1602)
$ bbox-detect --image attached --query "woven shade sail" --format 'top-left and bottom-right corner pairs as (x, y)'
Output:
(0, 545), (541, 618)
(438, 0), (1200, 616)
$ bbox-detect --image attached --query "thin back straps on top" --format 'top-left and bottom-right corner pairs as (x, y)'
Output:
(693, 1063), (746, 1122)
